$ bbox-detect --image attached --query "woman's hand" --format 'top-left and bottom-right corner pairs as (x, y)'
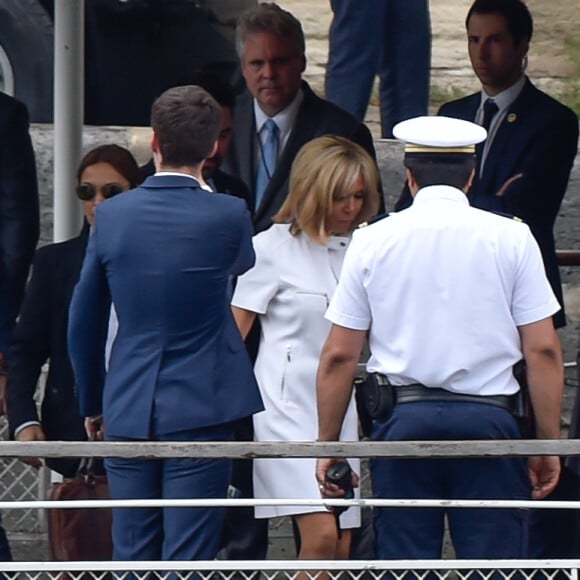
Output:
(84, 415), (105, 441)
(316, 458), (359, 497)
(15, 424), (46, 469)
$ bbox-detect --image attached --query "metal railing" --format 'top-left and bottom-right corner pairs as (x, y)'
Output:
(0, 438), (579, 577)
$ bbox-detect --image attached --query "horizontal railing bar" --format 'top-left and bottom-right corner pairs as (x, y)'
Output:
(2, 498), (580, 510)
(557, 250), (580, 266)
(0, 440), (579, 458)
(0, 559), (579, 571)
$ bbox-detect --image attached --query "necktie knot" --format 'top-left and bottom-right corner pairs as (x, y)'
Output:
(264, 118), (278, 136)
(482, 99), (499, 132)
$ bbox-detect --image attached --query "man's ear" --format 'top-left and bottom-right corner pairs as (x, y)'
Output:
(208, 140), (218, 159)
(151, 132), (159, 154)
(151, 133), (162, 171)
(406, 168), (420, 196)
(463, 168), (476, 194)
(300, 55), (307, 73)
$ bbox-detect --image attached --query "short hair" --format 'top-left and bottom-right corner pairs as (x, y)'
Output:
(236, 2), (305, 59)
(76, 144), (140, 188)
(404, 155), (476, 190)
(466, 0), (533, 44)
(151, 85), (221, 166)
(189, 71), (235, 111)
(274, 135), (380, 244)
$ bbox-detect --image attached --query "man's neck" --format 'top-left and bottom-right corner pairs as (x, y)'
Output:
(156, 165), (203, 180)
(481, 72), (525, 98)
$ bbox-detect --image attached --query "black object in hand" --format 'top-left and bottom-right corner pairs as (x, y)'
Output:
(326, 461), (354, 516)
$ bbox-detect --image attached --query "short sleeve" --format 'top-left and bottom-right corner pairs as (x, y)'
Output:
(511, 228), (561, 326)
(325, 232), (372, 330)
(231, 230), (280, 315)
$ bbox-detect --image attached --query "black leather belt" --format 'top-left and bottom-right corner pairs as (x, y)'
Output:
(394, 383), (515, 412)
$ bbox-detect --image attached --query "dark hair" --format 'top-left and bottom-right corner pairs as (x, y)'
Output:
(189, 71), (235, 111)
(466, 0), (533, 44)
(151, 85), (221, 166)
(76, 144), (140, 188)
(236, 2), (305, 59)
(405, 156), (476, 190)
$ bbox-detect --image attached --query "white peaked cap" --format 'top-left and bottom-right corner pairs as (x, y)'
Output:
(393, 116), (487, 154)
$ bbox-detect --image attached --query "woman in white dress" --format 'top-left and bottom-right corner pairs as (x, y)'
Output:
(231, 135), (380, 561)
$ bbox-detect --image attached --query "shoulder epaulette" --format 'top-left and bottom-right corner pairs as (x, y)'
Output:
(358, 212), (390, 229)
(490, 210), (523, 222)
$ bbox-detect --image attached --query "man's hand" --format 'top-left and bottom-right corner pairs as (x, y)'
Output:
(15, 424), (46, 469)
(315, 457), (359, 498)
(495, 173), (523, 197)
(528, 455), (561, 499)
(84, 415), (105, 441)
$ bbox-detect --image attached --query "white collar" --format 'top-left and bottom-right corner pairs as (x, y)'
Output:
(479, 75), (526, 112)
(154, 171), (212, 191)
(254, 88), (304, 135)
(412, 185), (469, 206)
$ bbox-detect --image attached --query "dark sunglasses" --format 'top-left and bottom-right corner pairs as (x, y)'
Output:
(75, 183), (125, 201)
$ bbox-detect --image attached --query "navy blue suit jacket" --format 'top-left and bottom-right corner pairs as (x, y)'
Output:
(222, 81), (380, 233)
(396, 78), (579, 327)
(0, 93), (39, 350)
(68, 175), (263, 439)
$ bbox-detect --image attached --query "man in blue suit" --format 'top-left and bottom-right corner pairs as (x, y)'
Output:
(395, 0), (578, 329)
(68, 85), (263, 562)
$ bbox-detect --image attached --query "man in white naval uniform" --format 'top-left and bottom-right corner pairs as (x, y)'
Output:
(315, 116), (563, 560)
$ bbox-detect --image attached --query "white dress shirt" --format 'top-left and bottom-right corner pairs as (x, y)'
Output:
(327, 185), (559, 396)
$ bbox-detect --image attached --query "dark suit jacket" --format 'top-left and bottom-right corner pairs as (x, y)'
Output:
(396, 78), (579, 327)
(139, 159), (252, 208)
(68, 175), (263, 439)
(7, 226), (89, 477)
(210, 170), (252, 209)
(222, 81), (380, 233)
(0, 93), (39, 350)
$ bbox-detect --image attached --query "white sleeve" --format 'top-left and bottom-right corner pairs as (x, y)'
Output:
(511, 228), (561, 326)
(325, 232), (371, 330)
(231, 232), (279, 315)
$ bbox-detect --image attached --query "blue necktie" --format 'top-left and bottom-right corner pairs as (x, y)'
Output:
(255, 119), (279, 209)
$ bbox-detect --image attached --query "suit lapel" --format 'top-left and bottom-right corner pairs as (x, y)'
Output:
(58, 227), (90, 343)
(477, 80), (535, 195)
(254, 83), (318, 224)
(235, 94), (257, 210)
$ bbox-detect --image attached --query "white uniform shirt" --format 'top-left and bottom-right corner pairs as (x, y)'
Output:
(326, 185), (560, 396)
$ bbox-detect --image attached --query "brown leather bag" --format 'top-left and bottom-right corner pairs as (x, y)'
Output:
(46, 457), (113, 561)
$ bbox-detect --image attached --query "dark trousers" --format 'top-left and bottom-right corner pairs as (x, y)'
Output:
(218, 415), (269, 560)
(0, 517), (11, 561)
(371, 401), (530, 559)
(325, 0), (431, 137)
(105, 424), (234, 561)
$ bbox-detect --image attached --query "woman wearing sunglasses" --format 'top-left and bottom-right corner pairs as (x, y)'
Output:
(6, 144), (139, 477)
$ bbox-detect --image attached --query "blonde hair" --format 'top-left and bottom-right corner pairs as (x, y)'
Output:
(274, 135), (380, 243)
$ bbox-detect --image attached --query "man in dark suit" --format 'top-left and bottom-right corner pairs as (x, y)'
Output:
(0, 91), (39, 562)
(68, 86), (263, 562)
(222, 2), (381, 234)
(140, 72), (252, 206)
(395, 0), (578, 329)
(0, 92), (39, 402)
(220, 4), (382, 560)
